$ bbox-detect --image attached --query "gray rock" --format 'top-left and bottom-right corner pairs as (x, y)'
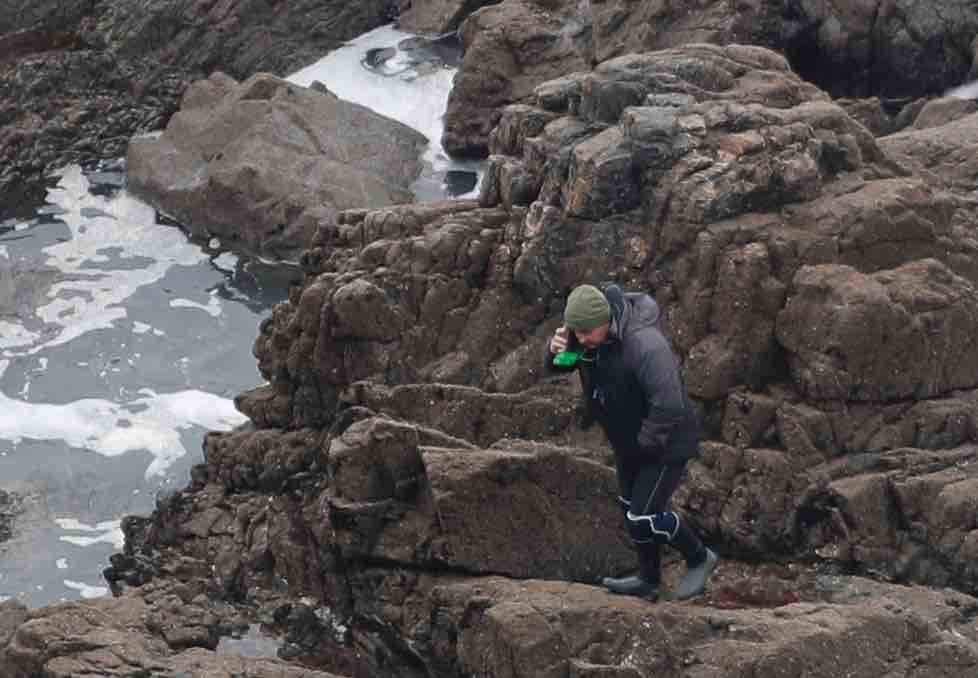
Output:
(127, 73), (428, 260)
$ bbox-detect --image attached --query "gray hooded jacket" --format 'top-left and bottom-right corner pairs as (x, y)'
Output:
(545, 284), (700, 463)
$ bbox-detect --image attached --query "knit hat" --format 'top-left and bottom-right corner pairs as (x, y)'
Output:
(564, 284), (610, 330)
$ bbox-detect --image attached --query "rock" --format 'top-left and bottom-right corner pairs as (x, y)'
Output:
(419, 575), (978, 677)
(776, 259), (978, 401)
(442, 0), (591, 156)
(127, 73), (428, 259)
(397, 0), (499, 34)
(21, 30), (978, 678)
(912, 96), (978, 130)
(591, 0), (779, 64)
(881, 110), (978, 192)
(781, 0), (978, 98)
(0, 594), (346, 678)
(0, 0), (393, 219)
(91, 0), (394, 81)
(324, 416), (634, 580)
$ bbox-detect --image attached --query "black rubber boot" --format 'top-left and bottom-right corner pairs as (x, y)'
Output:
(671, 521), (717, 600)
(602, 542), (660, 601)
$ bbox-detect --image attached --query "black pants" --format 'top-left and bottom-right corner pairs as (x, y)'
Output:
(615, 457), (704, 584)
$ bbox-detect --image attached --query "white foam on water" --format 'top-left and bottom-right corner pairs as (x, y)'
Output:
(213, 251), (239, 273)
(0, 321), (39, 351)
(56, 558), (69, 569)
(56, 518), (124, 549)
(132, 321), (166, 336)
(5, 165), (209, 356)
(946, 80), (978, 99)
(287, 24), (462, 177)
(0, 388), (247, 478)
(170, 294), (222, 317)
(63, 580), (109, 599)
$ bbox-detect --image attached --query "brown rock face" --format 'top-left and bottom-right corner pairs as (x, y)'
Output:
(127, 73), (428, 259)
(777, 259), (978, 401)
(396, 0), (501, 34)
(441, 0), (591, 156)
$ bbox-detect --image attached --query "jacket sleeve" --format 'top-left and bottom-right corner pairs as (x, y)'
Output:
(632, 330), (688, 454)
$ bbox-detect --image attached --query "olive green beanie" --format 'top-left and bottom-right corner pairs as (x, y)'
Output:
(564, 285), (610, 330)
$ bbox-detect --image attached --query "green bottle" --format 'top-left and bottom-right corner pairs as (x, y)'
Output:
(552, 350), (582, 368)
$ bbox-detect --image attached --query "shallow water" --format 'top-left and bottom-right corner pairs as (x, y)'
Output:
(288, 24), (484, 201)
(0, 166), (295, 606)
(0, 23), (481, 608)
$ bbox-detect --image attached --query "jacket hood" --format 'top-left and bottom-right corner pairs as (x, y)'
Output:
(605, 284), (661, 340)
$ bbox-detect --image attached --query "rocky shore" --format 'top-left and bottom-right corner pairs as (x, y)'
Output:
(6, 1), (978, 677)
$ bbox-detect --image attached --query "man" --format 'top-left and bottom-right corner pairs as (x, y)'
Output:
(544, 283), (717, 601)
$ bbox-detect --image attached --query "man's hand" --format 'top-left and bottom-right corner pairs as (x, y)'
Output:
(549, 326), (569, 354)
(637, 418), (671, 453)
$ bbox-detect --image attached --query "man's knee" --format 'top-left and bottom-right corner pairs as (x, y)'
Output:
(626, 510), (679, 544)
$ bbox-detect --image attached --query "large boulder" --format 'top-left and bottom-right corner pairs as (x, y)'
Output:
(776, 259), (978, 401)
(127, 73), (428, 259)
(881, 110), (978, 191)
(0, 0), (393, 219)
(0, 594), (347, 678)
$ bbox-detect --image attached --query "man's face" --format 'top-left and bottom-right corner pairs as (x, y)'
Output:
(573, 323), (610, 349)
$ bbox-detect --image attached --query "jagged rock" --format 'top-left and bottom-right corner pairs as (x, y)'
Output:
(0, 46), (191, 214)
(776, 259), (978, 401)
(881, 110), (978, 192)
(127, 73), (428, 259)
(912, 96), (978, 130)
(415, 575), (978, 677)
(90, 0), (394, 81)
(781, 0), (978, 98)
(28, 32), (978, 678)
(442, 0), (591, 156)
(0, 594), (346, 678)
(324, 415), (633, 580)
(396, 0), (499, 34)
(591, 0), (778, 64)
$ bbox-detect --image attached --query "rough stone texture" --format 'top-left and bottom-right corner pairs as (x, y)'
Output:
(12, 20), (978, 678)
(443, 0), (978, 157)
(781, 0), (978, 98)
(0, 45), (191, 216)
(881, 110), (978, 193)
(0, 0), (393, 217)
(127, 73), (428, 259)
(0, 594), (346, 678)
(415, 576), (978, 677)
(776, 259), (978, 401)
(591, 0), (779, 65)
(442, 0), (591, 156)
(396, 0), (500, 34)
(90, 0), (395, 81)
